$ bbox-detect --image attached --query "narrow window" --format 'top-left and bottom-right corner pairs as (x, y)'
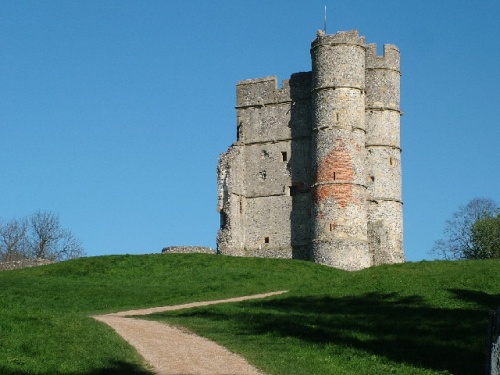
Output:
(264, 237), (270, 244)
(239, 197), (243, 214)
(281, 151), (288, 162)
(289, 186), (297, 196)
(333, 172), (336, 180)
(389, 157), (393, 166)
(220, 212), (227, 228)
(329, 222), (336, 232)
(237, 122), (243, 141)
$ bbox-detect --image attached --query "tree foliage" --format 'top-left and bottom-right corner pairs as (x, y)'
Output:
(432, 198), (500, 260)
(469, 215), (500, 259)
(0, 211), (85, 262)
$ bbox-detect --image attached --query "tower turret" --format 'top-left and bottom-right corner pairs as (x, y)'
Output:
(309, 30), (371, 270)
(365, 44), (405, 264)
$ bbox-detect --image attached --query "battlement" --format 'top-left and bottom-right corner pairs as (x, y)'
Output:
(366, 44), (400, 71)
(236, 73), (311, 108)
(311, 29), (366, 49)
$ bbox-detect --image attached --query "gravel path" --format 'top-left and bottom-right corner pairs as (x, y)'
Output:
(92, 291), (288, 375)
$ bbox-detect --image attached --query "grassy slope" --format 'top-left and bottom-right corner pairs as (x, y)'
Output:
(0, 254), (498, 374)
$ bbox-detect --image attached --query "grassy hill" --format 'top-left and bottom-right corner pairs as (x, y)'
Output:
(0, 254), (498, 374)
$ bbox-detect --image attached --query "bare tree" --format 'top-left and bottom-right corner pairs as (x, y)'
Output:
(0, 218), (29, 261)
(28, 211), (85, 261)
(431, 198), (499, 260)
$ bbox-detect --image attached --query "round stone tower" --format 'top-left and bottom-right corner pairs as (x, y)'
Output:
(309, 30), (371, 270)
(365, 44), (405, 264)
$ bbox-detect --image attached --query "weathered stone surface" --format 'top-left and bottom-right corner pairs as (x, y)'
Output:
(217, 29), (404, 270)
(0, 258), (54, 271)
(161, 246), (215, 254)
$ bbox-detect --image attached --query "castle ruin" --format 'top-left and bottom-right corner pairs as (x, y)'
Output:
(217, 30), (404, 270)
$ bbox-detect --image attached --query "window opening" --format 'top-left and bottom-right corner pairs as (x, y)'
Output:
(281, 152), (288, 162)
(220, 212), (227, 228)
(333, 172), (336, 180)
(264, 237), (270, 244)
(237, 122), (242, 141)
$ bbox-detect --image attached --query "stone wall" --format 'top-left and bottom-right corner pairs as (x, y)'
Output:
(0, 258), (55, 271)
(161, 246), (215, 254)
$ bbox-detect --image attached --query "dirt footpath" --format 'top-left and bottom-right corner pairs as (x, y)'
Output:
(92, 291), (288, 375)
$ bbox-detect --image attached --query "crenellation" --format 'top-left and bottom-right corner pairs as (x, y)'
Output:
(312, 29), (366, 48)
(236, 76), (296, 108)
(217, 29), (405, 270)
(365, 44), (400, 71)
(365, 43), (401, 111)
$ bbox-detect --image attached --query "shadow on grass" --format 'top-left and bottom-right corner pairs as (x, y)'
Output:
(169, 290), (500, 374)
(0, 360), (154, 375)
(449, 288), (500, 310)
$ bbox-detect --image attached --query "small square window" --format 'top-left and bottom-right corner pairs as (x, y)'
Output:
(264, 237), (270, 244)
(281, 152), (288, 162)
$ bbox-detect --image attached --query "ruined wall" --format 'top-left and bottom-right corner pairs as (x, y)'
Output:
(217, 74), (313, 259)
(217, 30), (404, 270)
(161, 246), (215, 254)
(0, 258), (54, 271)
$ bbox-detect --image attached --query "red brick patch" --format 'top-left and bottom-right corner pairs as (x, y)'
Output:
(313, 138), (354, 208)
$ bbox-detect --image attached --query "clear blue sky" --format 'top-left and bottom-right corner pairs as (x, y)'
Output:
(0, 1), (498, 262)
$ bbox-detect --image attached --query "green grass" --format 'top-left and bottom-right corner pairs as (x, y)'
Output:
(0, 254), (499, 374)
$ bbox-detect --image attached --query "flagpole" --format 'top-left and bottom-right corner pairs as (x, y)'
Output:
(324, 5), (327, 33)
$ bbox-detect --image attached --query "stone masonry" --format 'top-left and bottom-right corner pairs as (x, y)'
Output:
(217, 30), (404, 270)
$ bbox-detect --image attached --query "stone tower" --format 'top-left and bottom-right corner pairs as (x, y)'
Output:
(310, 30), (370, 269)
(365, 43), (404, 265)
(217, 30), (404, 270)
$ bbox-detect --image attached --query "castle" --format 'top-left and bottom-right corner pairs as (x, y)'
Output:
(217, 30), (404, 270)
